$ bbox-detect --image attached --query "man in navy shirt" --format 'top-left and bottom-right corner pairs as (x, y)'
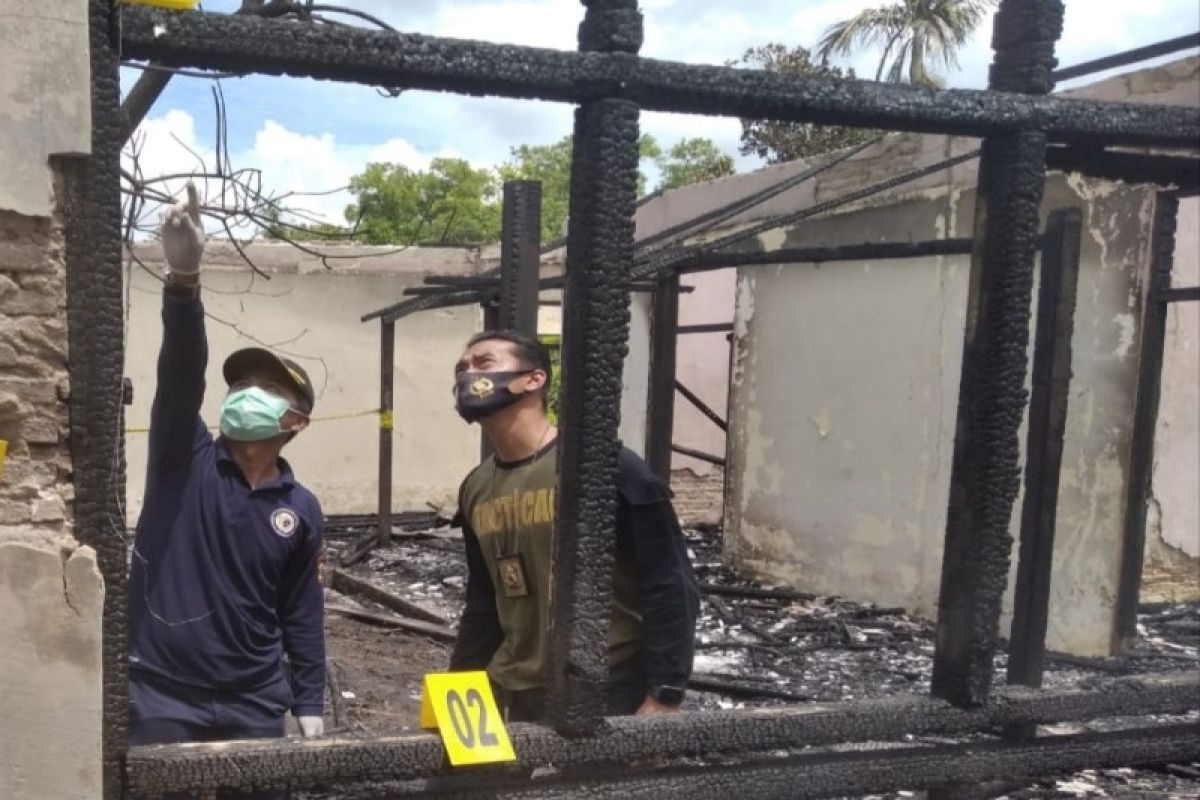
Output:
(128, 184), (326, 752)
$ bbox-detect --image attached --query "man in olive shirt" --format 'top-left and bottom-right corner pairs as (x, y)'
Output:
(448, 331), (699, 722)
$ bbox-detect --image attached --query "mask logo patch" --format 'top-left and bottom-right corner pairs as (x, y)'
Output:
(271, 508), (300, 538)
(469, 377), (495, 398)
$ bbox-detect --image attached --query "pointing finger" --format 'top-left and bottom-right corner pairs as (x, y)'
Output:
(184, 181), (201, 224)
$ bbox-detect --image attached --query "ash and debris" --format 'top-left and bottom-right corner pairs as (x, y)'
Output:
(319, 517), (1199, 798)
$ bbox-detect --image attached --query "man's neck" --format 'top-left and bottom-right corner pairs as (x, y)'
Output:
(225, 439), (284, 489)
(481, 404), (556, 463)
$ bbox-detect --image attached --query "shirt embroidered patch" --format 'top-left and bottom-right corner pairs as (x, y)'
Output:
(270, 507), (299, 538)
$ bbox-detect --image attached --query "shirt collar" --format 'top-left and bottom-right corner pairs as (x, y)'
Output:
(216, 437), (296, 490)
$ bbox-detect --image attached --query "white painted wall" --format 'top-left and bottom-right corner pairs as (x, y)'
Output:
(726, 172), (1170, 656)
(0, 0), (91, 218)
(125, 243), (482, 518)
(1153, 195), (1200, 559)
(620, 292), (651, 457)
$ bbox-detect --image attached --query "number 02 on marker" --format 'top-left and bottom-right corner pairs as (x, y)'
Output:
(419, 672), (515, 765)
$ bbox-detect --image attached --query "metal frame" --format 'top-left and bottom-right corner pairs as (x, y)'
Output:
(67, 1), (1199, 797)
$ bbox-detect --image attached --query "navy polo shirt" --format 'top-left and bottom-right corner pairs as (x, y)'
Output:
(128, 291), (325, 717)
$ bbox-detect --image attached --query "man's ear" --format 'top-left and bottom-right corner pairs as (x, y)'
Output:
(523, 369), (548, 394)
(286, 411), (311, 434)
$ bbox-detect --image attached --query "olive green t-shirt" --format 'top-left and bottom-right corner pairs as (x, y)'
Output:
(460, 442), (643, 692)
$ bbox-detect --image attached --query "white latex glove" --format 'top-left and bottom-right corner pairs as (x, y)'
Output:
(297, 715), (324, 738)
(159, 181), (205, 275)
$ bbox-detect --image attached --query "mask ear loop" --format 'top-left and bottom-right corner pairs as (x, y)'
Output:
(281, 405), (311, 435)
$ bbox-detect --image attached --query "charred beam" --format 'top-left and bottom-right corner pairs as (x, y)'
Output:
(337, 528), (378, 568)
(325, 605), (456, 643)
(124, 673), (1199, 795)
(497, 180), (542, 336)
(544, 0), (643, 735)
(121, 70), (174, 144)
(377, 320), (394, 546)
(933, 0), (1062, 708)
(1052, 32), (1200, 82)
(1046, 146), (1200, 189)
(328, 568), (450, 626)
(632, 150), (982, 283)
(671, 443), (726, 468)
(688, 675), (812, 703)
(1114, 191), (1180, 652)
(117, 6), (1200, 148)
(437, 725), (1200, 800)
(673, 238), (975, 274)
(71, 4), (131, 798)
(675, 380), (727, 432)
(699, 583), (815, 602)
(645, 273), (680, 479)
(1156, 286), (1200, 302)
(1007, 208), (1083, 688)
(678, 322), (734, 335)
(363, 289), (483, 324)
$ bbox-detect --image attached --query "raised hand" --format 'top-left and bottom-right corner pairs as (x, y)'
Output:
(160, 181), (206, 276)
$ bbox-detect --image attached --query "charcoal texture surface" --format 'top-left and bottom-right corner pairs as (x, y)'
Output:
(116, 6), (1198, 147)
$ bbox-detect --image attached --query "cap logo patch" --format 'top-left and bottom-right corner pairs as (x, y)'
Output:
(271, 507), (300, 538)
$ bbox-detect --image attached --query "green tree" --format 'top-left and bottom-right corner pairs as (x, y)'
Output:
(817, 0), (996, 88)
(258, 204), (350, 242)
(655, 138), (736, 190)
(733, 44), (878, 164)
(499, 134), (663, 242)
(498, 138), (575, 244)
(345, 158), (501, 245)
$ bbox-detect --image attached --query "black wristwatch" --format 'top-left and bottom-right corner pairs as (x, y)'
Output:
(648, 684), (685, 706)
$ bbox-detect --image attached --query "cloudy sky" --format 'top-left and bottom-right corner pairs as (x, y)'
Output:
(121, 0), (1200, 225)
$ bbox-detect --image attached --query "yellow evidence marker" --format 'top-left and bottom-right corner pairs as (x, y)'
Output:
(120, 0), (199, 10)
(0, 439), (7, 481)
(419, 671), (516, 766)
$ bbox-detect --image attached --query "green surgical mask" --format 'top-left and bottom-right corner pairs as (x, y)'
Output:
(219, 386), (300, 442)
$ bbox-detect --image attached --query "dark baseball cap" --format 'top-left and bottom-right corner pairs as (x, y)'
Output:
(222, 348), (315, 413)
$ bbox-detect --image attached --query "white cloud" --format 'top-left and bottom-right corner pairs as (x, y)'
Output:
(126, 111), (463, 233)
(128, 0), (1198, 235)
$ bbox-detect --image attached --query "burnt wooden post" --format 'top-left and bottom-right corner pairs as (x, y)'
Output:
(932, 0), (1064, 708)
(481, 180), (544, 459)
(545, 0), (643, 735)
(1114, 190), (1180, 652)
(645, 273), (680, 479)
(377, 320), (395, 546)
(1007, 207), (1084, 689)
(68, 3), (132, 797)
(498, 179), (543, 336)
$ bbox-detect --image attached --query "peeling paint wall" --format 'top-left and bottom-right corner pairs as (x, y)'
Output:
(125, 243), (482, 517)
(725, 58), (1198, 658)
(1146, 194), (1199, 582)
(0, 2), (104, 798)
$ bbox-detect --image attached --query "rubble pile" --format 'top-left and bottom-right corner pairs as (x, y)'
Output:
(319, 519), (1199, 798)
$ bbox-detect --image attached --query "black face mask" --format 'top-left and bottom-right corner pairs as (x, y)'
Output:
(454, 370), (531, 422)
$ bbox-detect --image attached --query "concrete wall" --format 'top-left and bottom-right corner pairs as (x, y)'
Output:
(723, 59), (1198, 657)
(1147, 195), (1200, 578)
(0, 2), (104, 798)
(125, 243), (483, 518)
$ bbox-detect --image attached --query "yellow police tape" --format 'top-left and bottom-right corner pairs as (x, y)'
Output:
(119, 0), (199, 9)
(125, 408), (386, 435)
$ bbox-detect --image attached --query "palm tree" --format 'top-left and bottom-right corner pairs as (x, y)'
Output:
(817, 0), (996, 88)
